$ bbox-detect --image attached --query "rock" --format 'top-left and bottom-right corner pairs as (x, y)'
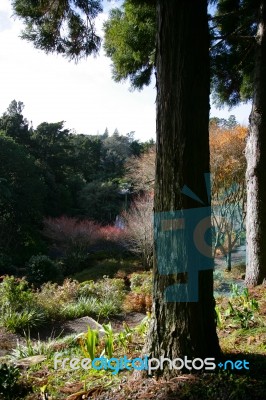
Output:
(0, 327), (26, 356)
(62, 317), (105, 338)
(15, 355), (47, 367)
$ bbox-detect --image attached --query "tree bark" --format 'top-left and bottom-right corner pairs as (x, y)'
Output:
(145, 0), (220, 377)
(245, 2), (266, 287)
(226, 250), (232, 272)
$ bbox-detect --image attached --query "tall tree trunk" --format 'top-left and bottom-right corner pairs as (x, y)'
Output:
(226, 251), (232, 272)
(245, 2), (266, 287)
(145, 0), (220, 377)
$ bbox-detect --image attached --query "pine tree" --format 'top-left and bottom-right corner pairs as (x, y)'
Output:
(211, 0), (266, 286)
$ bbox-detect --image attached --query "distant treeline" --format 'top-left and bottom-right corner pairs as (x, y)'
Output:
(0, 100), (154, 265)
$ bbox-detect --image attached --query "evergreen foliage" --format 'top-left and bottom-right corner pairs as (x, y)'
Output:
(103, 0), (156, 89)
(210, 0), (258, 106)
(12, 0), (103, 60)
(0, 100), (150, 266)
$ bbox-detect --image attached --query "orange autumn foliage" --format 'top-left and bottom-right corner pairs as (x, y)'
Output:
(210, 124), (247, 263)
(210, 125), (247, 192)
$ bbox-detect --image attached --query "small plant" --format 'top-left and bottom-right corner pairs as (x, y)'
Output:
(123, 292), (152, 313)
(123, 272), (152, 312)
(0, 363), (20, 400)
(12, 336), (52, 359)
(79, 326), (99, 360)
(35, 279), (79, 320)
(115, 323), (134, 350)
(230, 283), (241, 297)
(130, 272), (152, 295)
(0, 276), (33, 309)
(122, 322), (134, 343)
(0, 276), (46, 333)
(102, 323), (114, 358)
(1, 307), (46, 333)
(78, 276), (125, 316)
(98, 298), (120, 318)
(224, 285), (260, 329)
(134, 313), (151, 336)
(62, 295), (121, 320)
(62, 296), (98, 320)
(79, 277), (125, 302)
(117, 331), (129, 349)
(215, 305), (224, 329)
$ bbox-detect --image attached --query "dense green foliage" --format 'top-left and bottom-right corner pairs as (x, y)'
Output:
(210, 0), (258, 106)
(0, 276), (46, 332)
(0, 132), (46, 263)
(0, 100), (152, 270)
(11, 0), (102, 60)
(26, 255), (63, 287)
(3, 2), (265, 397)
(0, 363), (20, 400)
(11, 0), (156, 90)
(103, 0), (156, 89)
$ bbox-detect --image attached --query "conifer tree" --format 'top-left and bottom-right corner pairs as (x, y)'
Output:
(211, 0), (266, 286)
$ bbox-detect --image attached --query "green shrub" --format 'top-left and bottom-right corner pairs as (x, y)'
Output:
(62, 296), (98, 320)
(0, 363), (20, 400)
(130, 271), (152, 295)
(216, 284), (260, 330)
(0, 276), (46, 333)
(1, 307), (46, 333)
(35, 279), (79, 320)
(26, 255), (63, 287)
(62, 296), (120, 319)
(98, 298), (120, 318)
(0, 276), (33, 310)
(226, 285), (259, 329)
(79, 276), (125, 300)
(79, 276), (125, 314)
(11, 334), (76, 359)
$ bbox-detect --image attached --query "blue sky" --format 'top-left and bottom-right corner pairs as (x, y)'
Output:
(0, 0), (251, 141)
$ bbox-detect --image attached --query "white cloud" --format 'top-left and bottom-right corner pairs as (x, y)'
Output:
(0, 1), (156, 141)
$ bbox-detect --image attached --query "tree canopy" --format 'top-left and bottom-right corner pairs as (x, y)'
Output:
(103, 0), (156, 89)
(11, 0), (102, 60)
(210, 0), (258, 106)
(0, 100), (149, 262)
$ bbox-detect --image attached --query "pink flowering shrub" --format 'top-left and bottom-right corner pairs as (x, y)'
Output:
(43, 217), (101, 272)
(98, 225), (124, 242)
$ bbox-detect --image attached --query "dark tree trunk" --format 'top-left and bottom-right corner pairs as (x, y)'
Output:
(245, 2), (266, 287)
(145, 0), (220, 377)
(226, 251), (232, 272)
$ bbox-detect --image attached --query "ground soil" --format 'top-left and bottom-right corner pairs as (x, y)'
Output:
(0, 312), (145, 358)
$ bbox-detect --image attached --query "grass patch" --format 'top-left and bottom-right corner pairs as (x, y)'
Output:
(219, 326), (266, 353)
(71, 258), (142, 282)
(1, 263), (265, 400)
(216, 285), (266, 354)
(230, 263), (246, 279)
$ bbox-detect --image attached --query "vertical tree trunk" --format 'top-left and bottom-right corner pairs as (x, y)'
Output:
(226, 251), (232, 272)
(245, 2), (266, 287)
(145, 0), (220, 377)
